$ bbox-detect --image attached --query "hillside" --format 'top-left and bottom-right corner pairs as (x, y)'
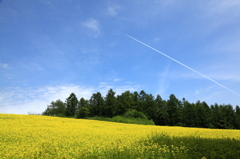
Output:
(1, 114), (240, 158)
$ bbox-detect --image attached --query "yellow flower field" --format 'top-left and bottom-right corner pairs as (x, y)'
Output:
(0, 114), (240, 159)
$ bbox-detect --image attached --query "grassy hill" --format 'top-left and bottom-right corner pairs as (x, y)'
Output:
(1, 114), (240, 158)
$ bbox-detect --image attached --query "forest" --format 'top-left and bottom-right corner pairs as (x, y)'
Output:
(42, 89), (240, 129)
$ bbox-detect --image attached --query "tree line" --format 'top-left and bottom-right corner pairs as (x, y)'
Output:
(42, 89), (240, 129)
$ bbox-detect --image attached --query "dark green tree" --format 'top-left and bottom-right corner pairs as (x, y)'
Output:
(166, 94), (180, 126)
(138, 90), (147, 112)
(77, 107), (90, 119)
(176, 99), (184, 126)
(79, 97), (89, 108)
(42, 99), (65, 116)
(142, 94), (156, 120)
(211, 104), (222, 128)
(65, 93), (78, 117)
(195, 100), (206, 127)
(201, 101), (211, 128)
(116, 95), (126, 115)
(218, 104), (235, 129)
(155, 95), (164, 110)
(76, 97), (88, 115)
(121, 91), (136, 110)
(89, 92), (104, 117)
(42, 89), (240, 129)
(104, 89), (117, 117)
(235, 106), (240, 129)
(154, 95), (169, 125)
(124, 109), (147, 119)
(182, 100), (196, 127)
(133, 91), (140, 110)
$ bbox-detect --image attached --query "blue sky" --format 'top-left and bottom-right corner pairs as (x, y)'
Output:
(0, 0), (240, 114)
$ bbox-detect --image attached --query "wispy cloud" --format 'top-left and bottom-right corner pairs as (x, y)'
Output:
(205, 0), (240, 16)
(194, 85), (218, 96)
(199, 0), (240, 35)
(0, 85), (94, 114)
(181, 85), (225, 105)
(0, 83), (141, 114)
(97, 81), (140, 95)
(204, 74), (240, 82)
(126, 34), (240, 98)
(82, 18), (100, 37)
(207, 31), (240, 55)
(175, 71), (240, 82)
(156, 65), (170, 98)
(82, 19), (99, 31)
(113, 78), (122, 82)
(29, 63), (45, 71)
(0, 63), (9, 69)
(107, 4), (120, 16)
(179, 58), (240, 83)
(154, 38), (160, 42)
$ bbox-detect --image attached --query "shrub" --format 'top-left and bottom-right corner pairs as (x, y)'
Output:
(124, 109), (147, 119)
(88, 116), (155, 125)
(112, 116), (155, 125)
(77, 107), (90, 119)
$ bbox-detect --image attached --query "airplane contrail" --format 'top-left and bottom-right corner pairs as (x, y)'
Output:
(126, 34), (240, 98)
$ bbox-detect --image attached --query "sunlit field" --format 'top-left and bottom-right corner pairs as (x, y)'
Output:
(1, 114), (240, 159)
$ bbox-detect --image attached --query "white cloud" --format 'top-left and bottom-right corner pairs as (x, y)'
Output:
(188, 85), (229, 105)
(205, 0), (240, 16)
(0, 63), (9, 69)
(207, 31), (240, 56)
(176, 71), (240, 82)
(30, 63), (45, 71)
(156, 65), (170, 98)
(199, 0), (240, 34)
(113, 78), (122, 82)
(154, 38), (160, 42)
(194, 90), (200, 95)
(207, 74), (240, 82)
(107, 4), (120, 16)
(97, 85), (140, 97)
(82, 18), (100, 37)
(82, 19), (99, 31)
(99, 82), (108, 88)
(0, 85), (94, 114)
(193, 85), (217, 95)
(0, 83), (141, 114)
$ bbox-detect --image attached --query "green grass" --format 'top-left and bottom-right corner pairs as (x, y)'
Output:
(88, 115), (155, 125)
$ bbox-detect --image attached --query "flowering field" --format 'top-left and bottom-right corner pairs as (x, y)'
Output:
(1, 114), (240, 159)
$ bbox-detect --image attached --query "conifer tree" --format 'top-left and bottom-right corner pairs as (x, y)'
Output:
(65, 93), (78, 117)
(104, 89), (117, 117)
(89, 92), (104, 116)
(166, 94), (180, 126)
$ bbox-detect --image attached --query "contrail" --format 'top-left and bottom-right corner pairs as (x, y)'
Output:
(126, 34), (240, 98)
